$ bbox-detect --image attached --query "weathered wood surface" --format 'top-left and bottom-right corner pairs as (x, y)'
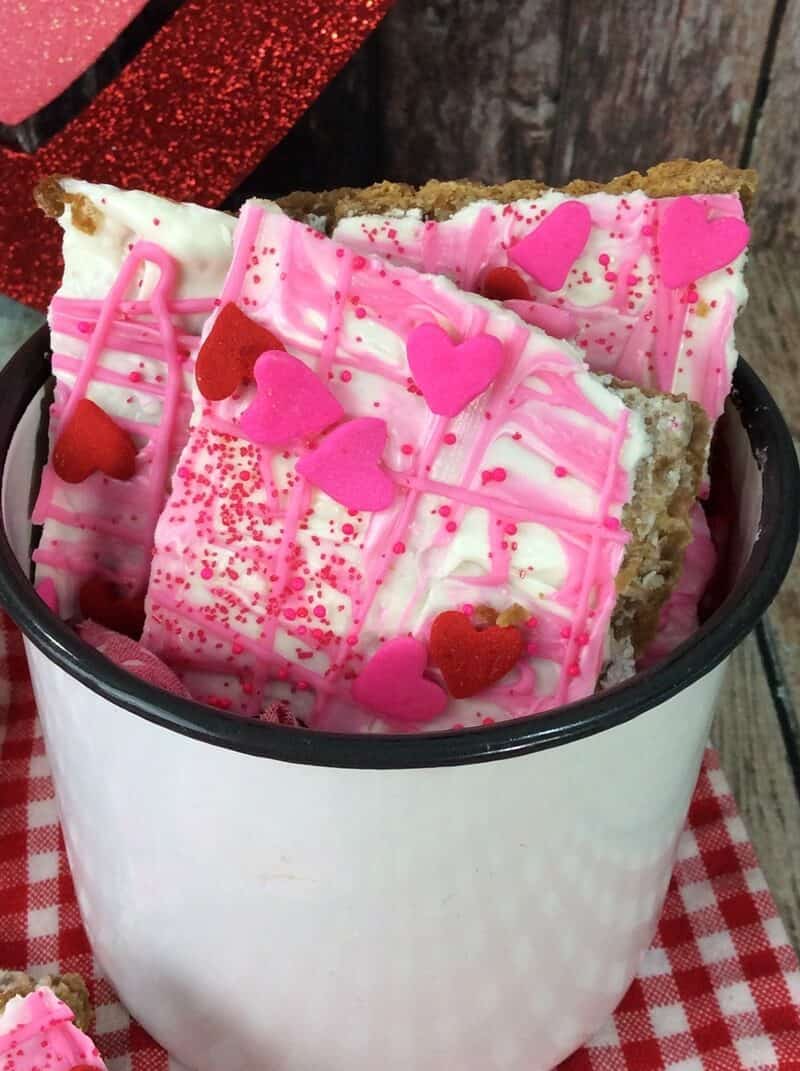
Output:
(3, 1), (800, 245)
(712, 634), (800, 951)
(376, 0), (564, 184)
(736, 248), (800, 439)
(750, 0), (800, 248)
(550, 1), (774, 187)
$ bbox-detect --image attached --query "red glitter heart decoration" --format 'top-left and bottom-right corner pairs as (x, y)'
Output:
(429, 610), (525, 699)
(79, 577), (146, 639)
(0, 0), (395, 309)
(196, 302), (285, 401)
(52, 398), (137, 483)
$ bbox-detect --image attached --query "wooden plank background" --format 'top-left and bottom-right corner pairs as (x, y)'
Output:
(3, 0), (800, 245)
(0, 0), (798, 948)
(246, 0), (799, 248)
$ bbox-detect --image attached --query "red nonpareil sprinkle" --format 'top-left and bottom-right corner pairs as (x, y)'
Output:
(554, 465), (568, 478)
(443, 432), (457, 445)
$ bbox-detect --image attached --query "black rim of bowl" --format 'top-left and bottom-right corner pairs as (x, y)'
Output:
(0, 326), (797, 769)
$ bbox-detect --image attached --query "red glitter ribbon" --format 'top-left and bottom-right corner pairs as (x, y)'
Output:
(0, 0), (393, 309)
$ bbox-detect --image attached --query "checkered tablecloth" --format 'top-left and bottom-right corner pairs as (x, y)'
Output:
(1, 614), (799, 1070)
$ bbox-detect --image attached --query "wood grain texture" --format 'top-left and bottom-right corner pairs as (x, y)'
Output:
(749, 0), (800, 248)
(376, 0), (564, 184)
(712, 634), (800, 951)
(763, 440), (800, 711)
(550, 1), (774, 186)
(735, 248), (800, 438)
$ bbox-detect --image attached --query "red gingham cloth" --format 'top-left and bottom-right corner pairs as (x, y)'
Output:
(2, 613), (799, 1071)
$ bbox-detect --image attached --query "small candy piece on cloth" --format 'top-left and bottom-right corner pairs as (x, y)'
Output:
(508, 200), (592, 291)
(78, 620), (191, 698)
(352, 637), (448, 726)
(195, 302), (285, 401)
(0, 988), (106, 1069)
(240, 351), (344, 446)
(406, 322), (504, 418)
(78, 578), (146, 640)
(659, 196), (750, 289)
(52, 399), (137, 484)
(430, 610), (525, 700)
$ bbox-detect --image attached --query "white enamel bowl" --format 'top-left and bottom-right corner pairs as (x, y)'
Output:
(0, 328), (797, 1071)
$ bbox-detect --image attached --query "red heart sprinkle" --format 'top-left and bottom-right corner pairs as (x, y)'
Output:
(79, 577), (146, 640)
(481, 266), (531, 302)
(429, 610), (525, 699)
(196, 302), (285, 400)
(52, 399), (137, 484)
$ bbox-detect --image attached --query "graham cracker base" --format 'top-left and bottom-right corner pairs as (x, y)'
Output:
(277, 158), (757, 228)
(0, 969), (92, 1031)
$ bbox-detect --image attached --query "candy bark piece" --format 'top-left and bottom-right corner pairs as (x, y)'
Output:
(142, 202), (705, 731)
(32, 178), (236, 622)
(282, 159), (752, 427)
(0, 987), (106, 1069)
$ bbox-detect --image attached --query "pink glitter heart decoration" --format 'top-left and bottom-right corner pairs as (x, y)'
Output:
(296, 417), (394, 511)
(239, 350), (344, 446)
(509, 201), (592, 292)
(406, 322), (505, 418)
(352, 637), (448, 725)
(0, 0), (147, 124)
(659, 196), (750, 289)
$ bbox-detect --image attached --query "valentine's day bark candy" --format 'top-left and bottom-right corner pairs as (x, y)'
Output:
(281, 159), (753, 427)
(31, 179), (236, 628)
(142, 201), (707, 731)
(0, 984), (106, 1070)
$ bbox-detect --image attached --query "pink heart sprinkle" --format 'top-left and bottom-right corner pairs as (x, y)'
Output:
(239, 350), (344, 446)
(296, 417), (394, 511)
(352, 637), (448, 724)
(659, 196), (750, 289)
(509, 201), (593, 291)
(406, 322), (505, 418)
(504, 300), (578, 340)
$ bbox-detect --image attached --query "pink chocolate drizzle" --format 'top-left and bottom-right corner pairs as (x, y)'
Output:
(32, 244), (214, 614)
(143, 204), (642, 732)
